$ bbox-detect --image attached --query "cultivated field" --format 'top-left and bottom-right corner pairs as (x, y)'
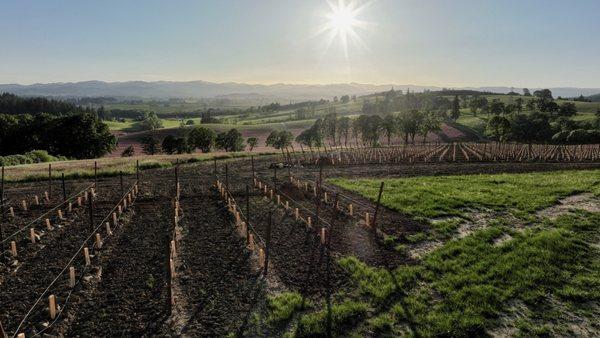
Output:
(0, 153), (599, 337)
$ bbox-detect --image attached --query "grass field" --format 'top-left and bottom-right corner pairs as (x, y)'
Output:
(330, 170), (600, 219)
(300, 170), (600, 336)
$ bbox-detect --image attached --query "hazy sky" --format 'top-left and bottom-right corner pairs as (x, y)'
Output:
(1, 0), (599, 87)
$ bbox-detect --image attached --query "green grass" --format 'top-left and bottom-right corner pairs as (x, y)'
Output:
(326, 211), (600, 337)
(330, 170), (600, 219)
(297, 300), (369, 337)
(267, 292), (306, 324)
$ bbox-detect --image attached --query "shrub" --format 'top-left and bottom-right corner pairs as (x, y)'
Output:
(267, 292), (305, 324)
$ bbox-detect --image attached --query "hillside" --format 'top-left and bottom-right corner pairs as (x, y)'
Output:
(588, 93), (600, 102)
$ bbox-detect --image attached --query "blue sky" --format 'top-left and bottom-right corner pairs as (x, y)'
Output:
(1, 0), (599, 87)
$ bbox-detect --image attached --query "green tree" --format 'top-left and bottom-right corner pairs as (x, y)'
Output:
(266, 130), (294, 152)
(247, 137), (258, 151)
(188, 126), (216, 153)
(162, 135), (177, 154)
(450, 95), (461, 120)
(382, 114), (397, 145)
(420, 111), (442, 143)
(141, 135), (159, 155)
(139, 112), (163, 131)
(216, 129), (245, 152)
(486, 115), (511, 141)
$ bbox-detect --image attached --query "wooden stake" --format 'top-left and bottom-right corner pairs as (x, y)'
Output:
(321, 227), (327, 245)
(112, 212), (118, 226)
(34, 195), (39, 205)
(84, 247), (91, 266)
(9, 207), (14, 218)
(307, 216), (312, 227)
(295, 208), (299, 220)
(348, 203), (353, 216)
(105, 222), (112, 236)
(68, 202), (72, 213)
(69, 266), (76, 288)
(58, 209), (63, 220)
(45, 218), (51, 230)
(170, 258), (175, 277)
(365, 212), (370, 227)
(30, 228), (36, 244)
(21, 200), (27, 211)
(48, 294), (57, 320)
(259, 248), (265, 268)
(248, 233), (254, 251)
(95, 233), (102, 249)
(10, 241), (17, 257)
(171, 240), (177, 258)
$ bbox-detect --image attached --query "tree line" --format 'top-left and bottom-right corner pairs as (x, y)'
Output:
(133, 126), (258, 156)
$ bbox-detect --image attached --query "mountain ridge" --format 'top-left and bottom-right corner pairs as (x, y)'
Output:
(1, 80), (599, 101)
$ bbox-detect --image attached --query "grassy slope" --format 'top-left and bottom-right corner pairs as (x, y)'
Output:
(330, 170), (600, 219)
(270, 170), (600, 336)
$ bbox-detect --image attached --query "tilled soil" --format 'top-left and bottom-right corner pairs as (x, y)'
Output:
(61, 196), (170, 336)
(169, 184), (264, 336)
(0, 189), (123, 336)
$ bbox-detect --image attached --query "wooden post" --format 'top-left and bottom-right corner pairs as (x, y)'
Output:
(95, 233), (102, 249)
(365, 212), (370, 227)
(84, 247), (91, 266)
(9, 207), (14, 218)
(371, 182), (385, 231)
(30, 228), (36, 244)
(88, 193), (94, 233)
(106, 222), (112, 236)
(58, 209), (63, 220)
(348, 203), (353, 216)
(295, 208), (299, 220)
(248, 233), (254, 251)
(48, 163), (52, 198)
(21, 200), (27, 211)
(46, 218), (52, 229)
(62, 173), (67, 202)
(171, 240), (177, 258)
(264, 211), (272, 276)
(11, 241), (17, 257)
(246, 184), (250, 243)
(69, 266), (76, 288)
(34, 195), (39, 206)
(48, 295), (57, 320)
(320, 227), (326, 245)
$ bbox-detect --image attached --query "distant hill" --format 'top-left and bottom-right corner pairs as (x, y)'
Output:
(0, 80), (599, 101)
(588, 93), (600, 102)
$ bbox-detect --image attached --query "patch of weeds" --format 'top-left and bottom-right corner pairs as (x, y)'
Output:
(338, 257), (396, 303)
(367, 313), (395, 334)
(267, 292), (306, 324)
(145, 274), (156, 289)
(394, 243), (407, 254)
(405, 232), (429, 243)
(297, 300), (368, 337)
(431, 218), (463, 237)
(383, 235), (397, 249)
(515, 318), (552, 337)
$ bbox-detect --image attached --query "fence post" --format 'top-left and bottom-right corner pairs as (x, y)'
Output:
(88, 192), (94, 233)
(372, 182), (385, 231)
(246, 184), (250, 243)
(62, 173), (67, 202)
(48, 163), (52, 198)
(264, 211), (272, 276)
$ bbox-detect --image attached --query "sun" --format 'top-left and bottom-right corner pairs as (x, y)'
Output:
(316, 0), (370, 61)
(327, 2), (358, 37)
(325, 0), (361, 41)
